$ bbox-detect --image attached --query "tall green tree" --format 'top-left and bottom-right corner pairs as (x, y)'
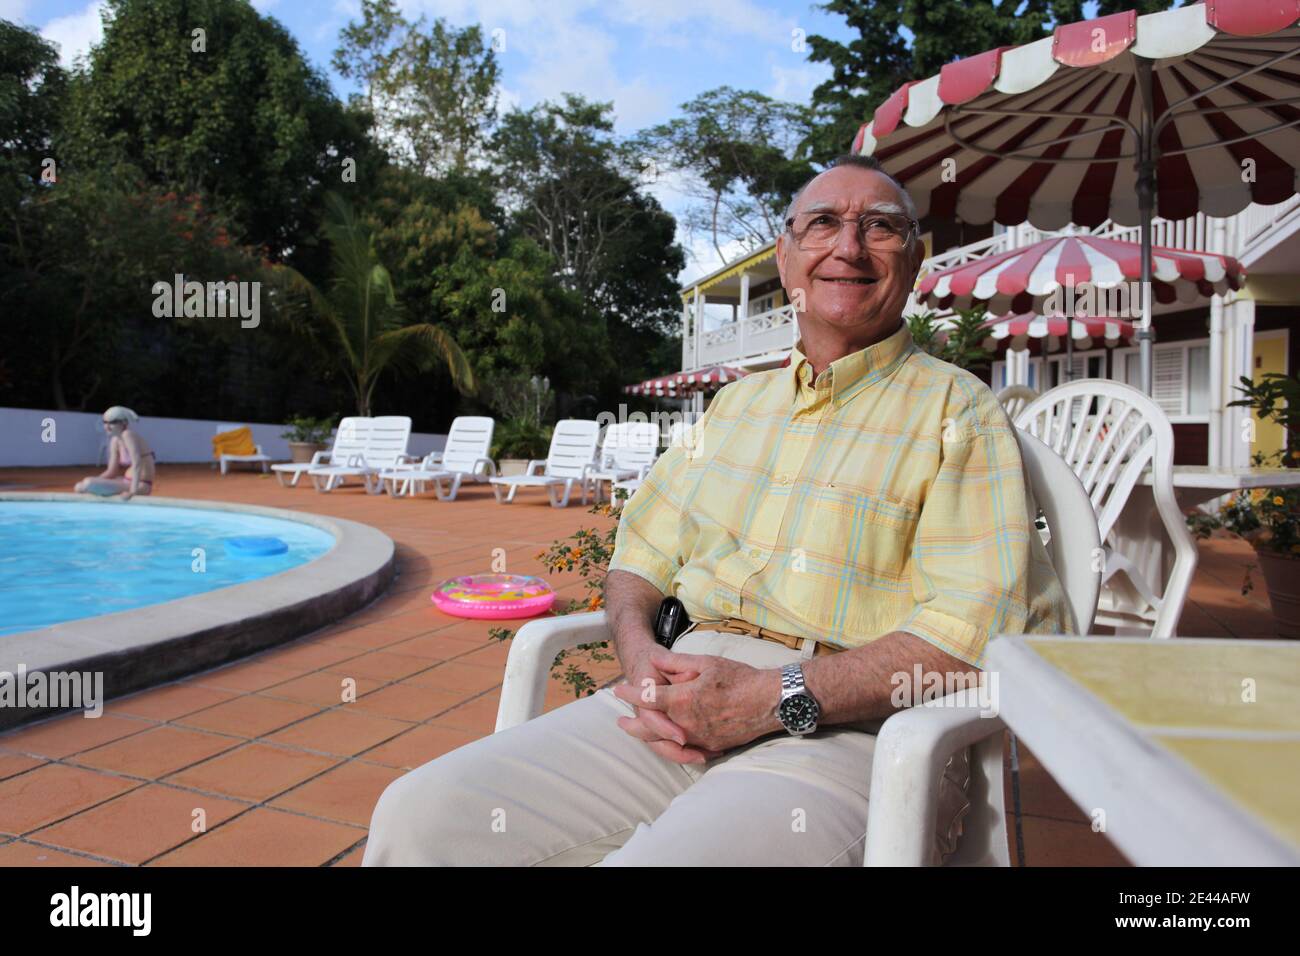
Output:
(492, 94), (684, 338)
(61, 0), (373, 258)
(805, 0), (1172, 163)
(272, 193), (474, 417)
(334, 0), (500, 177)
(0, 20), (67, 208)
(637, 87), (815, 259)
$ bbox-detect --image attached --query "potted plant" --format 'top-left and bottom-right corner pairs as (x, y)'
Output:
(281, 415), (336, 463)
(1189, 372), (1300, 638)
(907, 308), (997, 372)
(485, 374), (555, 475)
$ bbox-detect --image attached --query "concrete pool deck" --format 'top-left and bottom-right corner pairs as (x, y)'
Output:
(0, 465), (1284, 866)
(0, 493), (395, 731)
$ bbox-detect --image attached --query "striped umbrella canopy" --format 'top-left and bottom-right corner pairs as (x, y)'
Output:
(624, 365), (747, 397)
(919, 234), (1245, 314)
(982, 313), (1136, 353)
(852, 0), (1300, 392)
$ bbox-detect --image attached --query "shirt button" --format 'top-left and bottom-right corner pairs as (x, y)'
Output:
(720, 601), (735, 614)
(750, 548), (762, 559)
(779, 474), (791, 485)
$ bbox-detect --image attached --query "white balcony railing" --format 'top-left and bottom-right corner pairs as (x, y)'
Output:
(684, 304), (797, 369)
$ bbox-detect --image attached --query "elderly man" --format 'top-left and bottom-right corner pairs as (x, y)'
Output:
(364, 154), (1072, 867)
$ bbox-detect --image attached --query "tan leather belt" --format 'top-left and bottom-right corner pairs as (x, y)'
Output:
(686, 617), (840, 658)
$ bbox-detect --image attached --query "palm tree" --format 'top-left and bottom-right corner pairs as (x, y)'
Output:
(272, 192), (473, 415)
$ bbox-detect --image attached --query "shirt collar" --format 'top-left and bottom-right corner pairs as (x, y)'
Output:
(788, 320), (916, 406)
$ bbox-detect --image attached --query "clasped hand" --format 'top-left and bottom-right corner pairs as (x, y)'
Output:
(612, 645), (778, 765)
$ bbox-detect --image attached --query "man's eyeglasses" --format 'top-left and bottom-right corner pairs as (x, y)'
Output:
(785, 211), (917, 252)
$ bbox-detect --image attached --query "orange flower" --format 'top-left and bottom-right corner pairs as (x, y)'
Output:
(1274, 496), (1285, 506)
(571, 549), (583, 560)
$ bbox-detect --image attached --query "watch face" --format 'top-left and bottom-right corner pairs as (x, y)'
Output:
(778, 693), (820, 733)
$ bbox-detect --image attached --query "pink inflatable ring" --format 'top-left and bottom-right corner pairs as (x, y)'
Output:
(431, 574), (556, 620)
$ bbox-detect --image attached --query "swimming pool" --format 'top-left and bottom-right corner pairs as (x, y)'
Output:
(0, 501), (335, 636)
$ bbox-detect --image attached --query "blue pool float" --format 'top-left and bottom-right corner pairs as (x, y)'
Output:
(224, 536), (288, 557)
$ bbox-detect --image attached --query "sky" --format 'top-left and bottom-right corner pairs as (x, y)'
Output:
(4, 0), (860, 286)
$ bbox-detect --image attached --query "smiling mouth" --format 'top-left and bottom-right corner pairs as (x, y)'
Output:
(818, 276), (878, 285)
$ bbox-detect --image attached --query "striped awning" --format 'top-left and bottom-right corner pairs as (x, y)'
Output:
(852, 1), (1300, 229)
(920, 235), (1244, 314)
(983, 314), (1135, 353)
(624, 365), (748, 397)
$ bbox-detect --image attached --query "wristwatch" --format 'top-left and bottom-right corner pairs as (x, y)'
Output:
(776, 663), (821, 736)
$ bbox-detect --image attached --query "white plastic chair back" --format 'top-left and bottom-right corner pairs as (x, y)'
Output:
(1012, 429), (1102, 636)
(1014, 380), (1195, 638)
(441, 416), (494, 473)
(361, 416), (412, 468)
(603, 421), (659, 472)
(995, 384), (1038, 421)
(545, 420), (601, 479)
(332, 417), (371, 460)
(942, 429), (1102, 868)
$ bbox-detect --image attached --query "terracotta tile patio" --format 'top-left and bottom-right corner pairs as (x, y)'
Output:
(0, 464), (1284, 866)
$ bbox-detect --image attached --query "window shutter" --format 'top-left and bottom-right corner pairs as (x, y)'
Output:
(1153, 348), (1184, 416)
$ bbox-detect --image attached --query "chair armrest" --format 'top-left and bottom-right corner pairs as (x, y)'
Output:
(526, 459), (547, 475)
(473, 457), (497, 477)
(309, 450), (330, 466)
(864, 689), (1005, 867)
(496, 611), (612, 732)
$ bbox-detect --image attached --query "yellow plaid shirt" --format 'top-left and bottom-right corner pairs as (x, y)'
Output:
(610, 320), (1072, 668)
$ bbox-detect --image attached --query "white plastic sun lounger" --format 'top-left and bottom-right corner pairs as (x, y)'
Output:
(585, 421), (659, 504)
(309, 415), (413, 494)
(271, 417), (370, 488)
(379, 416), (497, 500)
(215, 423), (272, 476)
(488, 419), (601, 507)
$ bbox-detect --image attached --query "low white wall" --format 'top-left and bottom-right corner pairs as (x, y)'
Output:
(0, 407), (447, 467)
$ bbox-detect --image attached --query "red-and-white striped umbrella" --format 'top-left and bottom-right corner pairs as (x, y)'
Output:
(852, 0), (1300, 392)
(982, 313), (1136, 353)
(624, 365), (747, 397)
(919, 234), (1245, 314)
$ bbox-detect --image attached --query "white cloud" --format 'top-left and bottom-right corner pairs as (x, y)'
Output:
(0, 0), (32, 23)
(767, 62), (827, 105)
(40, 0), (107, 69)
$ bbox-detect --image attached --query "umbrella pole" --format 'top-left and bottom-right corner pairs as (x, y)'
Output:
(1136, 57), (1156, 396)
(1065, 321), (1074, 381)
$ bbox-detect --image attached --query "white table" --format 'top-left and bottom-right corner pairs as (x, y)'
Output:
(1105, 466), (1300, 628)
(988, 635), (1300, 865)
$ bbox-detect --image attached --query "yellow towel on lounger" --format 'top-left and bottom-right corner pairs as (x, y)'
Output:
(213, 426), (257, 458)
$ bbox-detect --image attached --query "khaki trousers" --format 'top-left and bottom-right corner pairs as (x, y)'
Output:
(363, 629), (970, 866)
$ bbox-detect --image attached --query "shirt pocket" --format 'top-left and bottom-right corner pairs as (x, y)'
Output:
(788, 483), (918, 630)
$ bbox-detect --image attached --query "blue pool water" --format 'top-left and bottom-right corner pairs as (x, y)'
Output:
(0, 502), (335, 636)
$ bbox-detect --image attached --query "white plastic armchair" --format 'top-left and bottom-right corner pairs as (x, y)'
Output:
(494, 430), (1102, 867)
(863, 428), (1101, 866)
(1014, 379), (1197, 639)
(995, 384), (1039, 421)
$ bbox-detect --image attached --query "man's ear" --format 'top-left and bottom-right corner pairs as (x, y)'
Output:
(775, 233), (788, 290)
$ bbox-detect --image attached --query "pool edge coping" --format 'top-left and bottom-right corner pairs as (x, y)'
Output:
(0, 493), (396, 731)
